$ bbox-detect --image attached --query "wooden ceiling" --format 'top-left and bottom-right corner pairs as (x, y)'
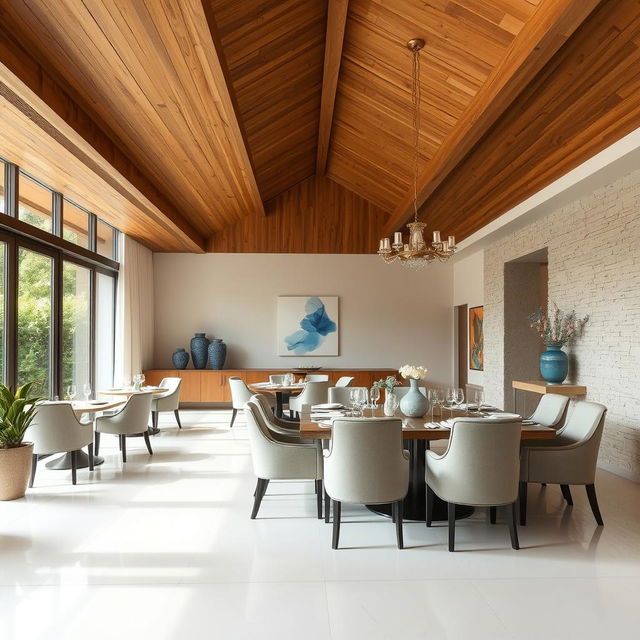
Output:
(1, 0), (639, 253)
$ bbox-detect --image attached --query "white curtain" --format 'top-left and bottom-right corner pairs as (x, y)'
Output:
(114, 235), (154, 384)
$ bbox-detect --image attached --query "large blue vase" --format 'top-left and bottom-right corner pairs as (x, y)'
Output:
(190, 333), (210, 370)
(208, 339), (227, 370)
(172, 348), (189, 370)
(399, 378), (429, 418)
(540, 345), (568, 384)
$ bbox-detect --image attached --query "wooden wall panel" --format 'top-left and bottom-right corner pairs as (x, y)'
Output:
(209, 174), (388, 253)
(418, 0), (640, 243)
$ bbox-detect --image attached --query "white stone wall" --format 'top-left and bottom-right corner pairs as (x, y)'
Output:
(484, 169), (640, 481)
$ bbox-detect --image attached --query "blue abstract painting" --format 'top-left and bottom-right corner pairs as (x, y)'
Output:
(277, 296), (339, 356)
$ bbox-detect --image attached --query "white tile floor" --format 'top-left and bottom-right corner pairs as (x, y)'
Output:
(2, 409), (639, 640)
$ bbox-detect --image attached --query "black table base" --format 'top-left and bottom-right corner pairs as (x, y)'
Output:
(45, 450), (104, 470)
(366, 439), (474, 522)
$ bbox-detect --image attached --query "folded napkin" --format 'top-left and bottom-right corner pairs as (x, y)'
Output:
(311, 411), (346, 420)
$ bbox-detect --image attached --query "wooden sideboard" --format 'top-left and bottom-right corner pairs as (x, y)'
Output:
(143, 368), (397, 404)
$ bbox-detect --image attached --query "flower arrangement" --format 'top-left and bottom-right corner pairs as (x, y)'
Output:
(399, 365), (428, 380)
(528, 303), (589, 347)
(373, 376), (400, 390)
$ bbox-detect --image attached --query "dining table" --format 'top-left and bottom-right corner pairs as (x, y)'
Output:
(247, 382), (305, 418)
(44, 399), (126, 470)
(99, 387), (169, 434)
(300, 406), (557, 522)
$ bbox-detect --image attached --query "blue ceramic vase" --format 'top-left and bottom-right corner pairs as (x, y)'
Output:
(540, 345), (568, 383)
(172, 348), (189, 370)
(399, 378), (429, 418)
(208, 339), (227, 370)
(190, 333), (210, 370)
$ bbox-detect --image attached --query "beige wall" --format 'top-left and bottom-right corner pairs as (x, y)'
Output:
(153, 253), (454, 387)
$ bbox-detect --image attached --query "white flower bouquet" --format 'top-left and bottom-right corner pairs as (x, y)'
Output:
(399, 364), (428, 380)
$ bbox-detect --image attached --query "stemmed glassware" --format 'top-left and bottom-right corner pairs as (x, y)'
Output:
(82, 383), (92, 401)
(446, 387), (456, 417)
(453, 388), (465, 414)
(369, 385), (380, 409)
(428, 389), (438, 422)
(66, 385), (77, 401)
(474, 389), (485, 411)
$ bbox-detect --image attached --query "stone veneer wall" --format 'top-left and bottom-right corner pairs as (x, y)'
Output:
(484, 169), (640, 481)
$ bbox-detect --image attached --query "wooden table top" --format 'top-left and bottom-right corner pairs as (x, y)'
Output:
(512, 380), (587, 395)
(247, 383), (305, 393)
(300, 408), (557, 441)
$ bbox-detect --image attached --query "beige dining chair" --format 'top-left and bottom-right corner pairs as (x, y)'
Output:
(150, 377), (182, 431)
(328, 386), (367, 406)
(26, 403), (95, 486)
(248, 394), (310, 444)
(335, 376), (354, 387)
(529, 394), (570, 429)
(288, 381), (329, 417)
(244, 402), (324, 519)
(324, 418), (410, 549)
(519, 401), (607, 526)
(426, 417), (522, 551)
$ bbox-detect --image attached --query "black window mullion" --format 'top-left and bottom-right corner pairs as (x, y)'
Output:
(53, 249), (63, 399)
(88, 213), (97, 253)
(90, 268), (96, 397)
(53, 191), (63, 237)
(5, 235), (17, 390)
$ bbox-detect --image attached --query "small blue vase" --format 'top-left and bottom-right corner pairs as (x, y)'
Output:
(540, 345), (568, 384)
(190, 333), (210, 370)
(208, 339), (227, 370)
(399, 378), (429, 418)
(172, 348), (189, 370)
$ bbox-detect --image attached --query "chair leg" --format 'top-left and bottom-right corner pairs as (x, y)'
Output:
(29, 454), (38, 488)
(560, 484), (573, 506)
(332, 500), (341, 549)
(94, 431), (101, 456)
(152, 411), (159, 434)
(324, 489), (330, 523)
(143, 431), (153, 455)
(507, 502), (520, 550)
(229, 408), (238, 429)
(448, 502), (456, 552)
(391, 501), (396, 524)
(395, 500), (404, 549)
(586, 484), (604, 526)
(88, 443), (94, 471)
(174, 409), (182, 429)
(121, 434), (127, 463)
(251, 478), (269, 519)
(519, 481), (528, 526)
(315, 480), (323, 519)
(489, 506), (497, 524)
(71, 450), (77, 485)
(426, 484), (434, 527)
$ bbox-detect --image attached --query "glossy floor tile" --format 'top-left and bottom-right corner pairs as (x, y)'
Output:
(1, 409), (639, 639)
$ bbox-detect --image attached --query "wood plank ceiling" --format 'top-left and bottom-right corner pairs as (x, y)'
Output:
(1, 1), (640, 253)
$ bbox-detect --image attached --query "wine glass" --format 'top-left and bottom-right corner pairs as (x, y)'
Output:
(83, 383), (92, 401)
(474, 389), (485, 411)
(446, 387), (456, 417)
(428, 389), (439, 422)
(349, 387), (359, 414)
(453, 388), (465, 414)
(358, 387), (369, 413)
(66, 385), (77, 401)
(370, 385), (380, 409)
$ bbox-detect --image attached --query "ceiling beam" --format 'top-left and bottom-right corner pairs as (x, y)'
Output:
(316, 0), (349, 175)
(382, 0), (603, 236)
(198, 0), (265, 217)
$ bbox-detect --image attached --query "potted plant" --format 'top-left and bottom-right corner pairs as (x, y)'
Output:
(0, 383), (40, 501)
(528, 303), (589, 383)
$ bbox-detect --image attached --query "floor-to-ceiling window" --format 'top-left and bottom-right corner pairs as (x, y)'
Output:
(0, 158), (119, 397)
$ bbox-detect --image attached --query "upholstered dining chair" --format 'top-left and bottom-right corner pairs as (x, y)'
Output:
(304, 374), (329, 382)
(269, 374), (287, 385)
(335, 376), (354, 387)
(150, 377), (182, 432)
(529, 394), (570, 428)
(324, 418), (410, 549)
(94, 392), (154, 463)
(288, 381), (329, 417)
(26, 403), (95, 486)
(425, 417), (522, 552)
(228, 376), (273, 428)
(328, 386), (368, 406)
(244, 401), (324, 519)
(519, 401), (607, 526)
(248, 394), (311, 444)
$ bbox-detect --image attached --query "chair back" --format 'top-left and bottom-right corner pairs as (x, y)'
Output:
(435, 417), (522, 506)
(26, 403), (92, 455)
(324, 418), (409, 504)
(292, 381), (329, 408)
(155, 377), (182, 411)
(328, 386), (367, 406)
(304, 374), (329, 382)
(248, 394), (301, 441)
(556, 401), (607, 448)
(269, 374), (286, 385)
(229, 376), (254, 409)
(96, 392), (153, 435)
(393, 386), (427, 399)
(529, 394), (569, 428)
(335, 376), (354, 387)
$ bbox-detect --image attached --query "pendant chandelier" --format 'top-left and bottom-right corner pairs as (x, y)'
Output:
(377, 38), (456, 268)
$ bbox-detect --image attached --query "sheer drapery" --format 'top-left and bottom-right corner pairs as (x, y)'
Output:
(114, 235), (154, 385)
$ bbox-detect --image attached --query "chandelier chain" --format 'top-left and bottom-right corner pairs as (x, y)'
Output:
(412, 45), (421, 223)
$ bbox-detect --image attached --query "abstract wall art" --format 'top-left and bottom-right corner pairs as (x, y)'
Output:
(277, 296), (339, 356)
(469, 305), (484, 371)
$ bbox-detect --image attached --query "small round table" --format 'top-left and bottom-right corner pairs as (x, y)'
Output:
(247, 383), (304, 418)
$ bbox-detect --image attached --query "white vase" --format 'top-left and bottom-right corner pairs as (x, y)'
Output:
(383, 389), (398, 416)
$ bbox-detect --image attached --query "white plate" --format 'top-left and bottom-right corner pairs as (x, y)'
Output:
(312, 403), (343, 410)
(486, 412), (521, 420)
